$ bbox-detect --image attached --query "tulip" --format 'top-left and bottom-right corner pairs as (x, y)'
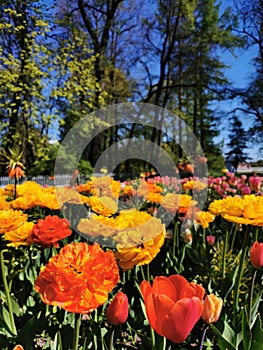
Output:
(13, 346), (24, 350)
(202, 294), (223, 324)
(206, 235), (215, 246)
(106, 291), (129, 325)
(250, 241), (263, 269)
(140, 274), (205, 343)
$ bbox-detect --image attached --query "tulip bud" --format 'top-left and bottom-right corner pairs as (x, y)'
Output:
(206, 235), (215, 246)
(202, 294), (223, 324)
(250, 241), (263, 269)
(13, 346), (24, 350)
(106, 292), (128, 325)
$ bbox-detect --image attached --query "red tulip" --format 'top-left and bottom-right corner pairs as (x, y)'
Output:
(106, 291), (129, 325)
(140, 275), (205, 343)
(250, 241), (263, 269)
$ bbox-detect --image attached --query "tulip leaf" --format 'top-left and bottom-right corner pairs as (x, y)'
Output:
(210, 322), (237, 350)
(250, 292), (262, 324)
(241, 308), (252, 350)
(221, 264), (238, 300)
(51, 331), (63, 350)
(0, 304), (14, 336)
(250, 314), (263, 350)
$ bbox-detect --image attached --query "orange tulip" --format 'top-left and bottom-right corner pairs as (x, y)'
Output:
(140, 275), (205, 343)
(13, 346), (24, 350)
(250, 241), (263, 269)
(106, 291), (129, 325)
(202, 294), (223, 324)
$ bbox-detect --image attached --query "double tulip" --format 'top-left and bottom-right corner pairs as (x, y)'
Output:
(140, 274), (205, 343)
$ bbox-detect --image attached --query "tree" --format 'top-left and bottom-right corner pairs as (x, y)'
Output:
(232, 0), (263, 147)
(53, 0), (133, 167)
(0, 0), (56, 172)
(225, 116), (249, 171)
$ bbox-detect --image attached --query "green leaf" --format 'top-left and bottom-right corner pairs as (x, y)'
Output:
(211, 321), (237, 350)
(250, 292), (262, 324)
(250, 314), (263, 350)
(0, 304), (14, 336)
(51, 331), (63, 350)
(241, 308), (252, 350)
(17, 315), (48, 350)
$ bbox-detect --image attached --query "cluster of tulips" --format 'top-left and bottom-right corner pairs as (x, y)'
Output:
(0, 170), (262, 349)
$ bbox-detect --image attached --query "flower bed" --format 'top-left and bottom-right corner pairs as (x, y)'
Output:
(0, 172), (263, 349)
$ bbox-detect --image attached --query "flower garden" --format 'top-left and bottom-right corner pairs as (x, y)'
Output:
(0, 171), (263, 349)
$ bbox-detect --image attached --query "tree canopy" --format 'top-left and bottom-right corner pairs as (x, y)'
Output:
(0, 0), (261, 176)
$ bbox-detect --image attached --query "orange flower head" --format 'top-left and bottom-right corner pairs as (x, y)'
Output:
(77, 215), (117, 238)
(183, 180), (207, 192)
(56, 187), (89, 206)
(87, 196), (118, 216)
(161, 193), (197, 215)
(114, 213), (165, 271)
(10, 196), (38, 210)
(16, 181), (42, 197)
(106, 291), (129, 325)
(91, 176), (121, 198)
(31, 215), (72, 248)
(209, 195), (263, 226)
(0, 209), (28, 234)
(0, 196), (10, 210)
(8, 166), (25, 179)
(13, 346), (24, 350)
(4, 221), (34, 247)
(140, 274), (205, 343)
(34, 242), (119, 313)
(196, 211), (215, 228)
(250, 241), (263, 269)
(202, 294), (223, 324)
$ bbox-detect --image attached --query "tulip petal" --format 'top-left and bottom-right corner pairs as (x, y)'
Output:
(151, 276), (177, 300)
(145, 293), (176, 336)
(161, 297), (203, 343)
(168, 275), (188, 300)
(140, 280), (151, 299)
(184, 282), (205, 300)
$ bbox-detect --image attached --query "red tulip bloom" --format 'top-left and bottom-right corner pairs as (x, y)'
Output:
(140, 274), (205, 343)
(106, 291), (129, 325)
(250, 241), (263, 269)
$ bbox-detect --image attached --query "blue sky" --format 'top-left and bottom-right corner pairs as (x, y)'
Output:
(214, 0), (261, 161)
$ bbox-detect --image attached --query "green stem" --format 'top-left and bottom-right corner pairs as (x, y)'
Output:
(14, 175), (17, 199)
(161, 336), (166, 350)
(109, 328), (115, 350)
(73, 313), (81, 350)
(146, 263), (151, 282)
(0, 249), (17, 335)
(150, 327), (156, 350)
(248, 269), (257, 325)
(172, 221), (178, 257)
(254, 227), (259, 242)
(233, 225), (250, 329)
(222, 230), (228, 280)
(230, 224), (238, 251)
(140, 265), (146, 281)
